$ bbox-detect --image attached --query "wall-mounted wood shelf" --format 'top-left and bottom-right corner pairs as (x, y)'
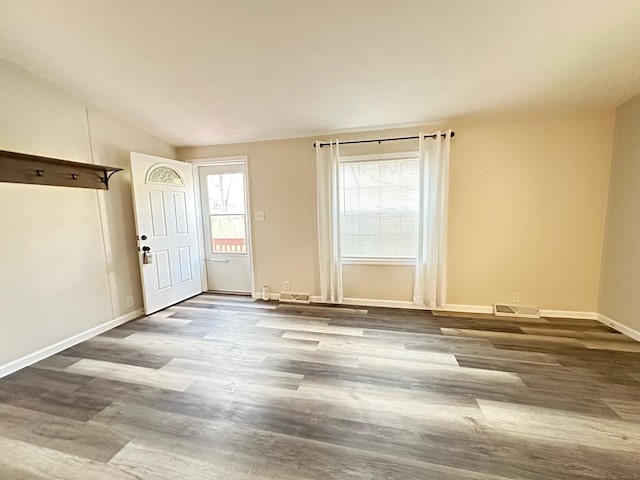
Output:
(0, 149), (122, 190)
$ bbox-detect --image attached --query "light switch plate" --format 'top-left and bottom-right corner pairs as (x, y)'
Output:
(255, 211), (265, 221)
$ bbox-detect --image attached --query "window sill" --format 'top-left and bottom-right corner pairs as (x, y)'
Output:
(341, 257), (416, 266)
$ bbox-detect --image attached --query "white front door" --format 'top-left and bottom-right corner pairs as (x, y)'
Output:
(198, 163), (253, 294)
(130, 152), (202, 314)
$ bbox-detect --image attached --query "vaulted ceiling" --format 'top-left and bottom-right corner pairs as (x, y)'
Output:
(1, 0), (639, 146)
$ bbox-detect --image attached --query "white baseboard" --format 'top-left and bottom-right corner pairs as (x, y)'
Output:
(439, 304), (494, 314)
(313, 297), (606, 322)
(0, 308), (144, 379)
(311, 298), (494, 313)
(251, 293), (639, 342)
(597, 313), (640, 342)
(310, 296), (429, 310)
(538, 309), (597, 320)
(252, 292), (281, 301)
(341, 297), (427, 310)
(444, 306), (599, 319)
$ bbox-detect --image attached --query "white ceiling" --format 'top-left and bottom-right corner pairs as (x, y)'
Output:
(1, 0), (639, 146)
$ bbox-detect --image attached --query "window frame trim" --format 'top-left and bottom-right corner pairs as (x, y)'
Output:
(338, 151), (419, 164)
(341, 256), (416, 266)
(203, 170), (249, 257)
(339, 150), (420, 263)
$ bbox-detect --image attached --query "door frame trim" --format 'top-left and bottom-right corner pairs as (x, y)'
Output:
(191, 156), (256, 294)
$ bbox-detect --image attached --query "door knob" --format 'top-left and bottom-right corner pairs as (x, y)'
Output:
(142, 246), (151, 252)
(140, 235), (147, 240)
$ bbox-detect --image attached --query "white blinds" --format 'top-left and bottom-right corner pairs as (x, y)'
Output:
(339, 157), (419, 259)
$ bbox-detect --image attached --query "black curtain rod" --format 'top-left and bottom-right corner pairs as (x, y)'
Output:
(313, 131), (455, 148)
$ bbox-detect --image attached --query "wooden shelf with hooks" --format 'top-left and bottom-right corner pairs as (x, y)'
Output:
(0, 149), (122, 190)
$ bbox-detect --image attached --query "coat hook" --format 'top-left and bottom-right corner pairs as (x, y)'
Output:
(35, 169), (45, 177)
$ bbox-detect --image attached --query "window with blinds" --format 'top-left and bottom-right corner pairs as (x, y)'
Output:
(339, 155), (419, 262)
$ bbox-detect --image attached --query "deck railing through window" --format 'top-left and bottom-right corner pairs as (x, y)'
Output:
(213, 238), (246, 253)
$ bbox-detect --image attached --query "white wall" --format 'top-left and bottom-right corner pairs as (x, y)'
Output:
(0, 60), (175, 368)
(599, 93), (640, 335)
(179, 111), (615, 313)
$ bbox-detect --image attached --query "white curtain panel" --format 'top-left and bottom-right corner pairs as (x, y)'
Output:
(315, 140), (343, 303)
(413, 130), (452, 308)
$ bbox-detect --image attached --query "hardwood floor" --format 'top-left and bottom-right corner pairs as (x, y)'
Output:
(1, 294), (639, 479)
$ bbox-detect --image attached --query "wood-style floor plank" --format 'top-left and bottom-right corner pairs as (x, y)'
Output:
(107, 440), (282, 480)
(477, 399), (640, 453)
(601, 397), (640, 422)
(0, 294), (638, 479)
(65, 358), (195, 392)
(0, 437), (139, 480)
(0, 403), (129, 462)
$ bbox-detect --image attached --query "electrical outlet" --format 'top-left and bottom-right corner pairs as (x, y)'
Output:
(512, 291), (521, 303)
(126, 296), (134, 307)
(283, 280), (290, 291)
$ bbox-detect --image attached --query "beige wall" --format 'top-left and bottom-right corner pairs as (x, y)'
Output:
(342, 265), (415, 301)
(599, 94), (640, 332)
(0, 60), (175, 367)
(179, 138), (320, 296)
(87, 109), (175, 314)
(449, 113), (613, 311)
(179, 111), (615, 311)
